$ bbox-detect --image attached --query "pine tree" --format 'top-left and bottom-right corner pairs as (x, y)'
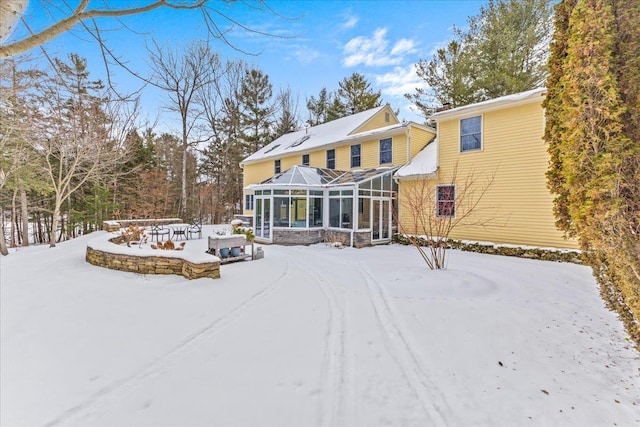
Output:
(306, 87), (329, 126)
(336, 72), (382, 114)
(239, 68), (275, 153)
(408, 0), (553, 117)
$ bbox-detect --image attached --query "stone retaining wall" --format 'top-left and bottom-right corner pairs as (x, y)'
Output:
(86, 241), (220, 280)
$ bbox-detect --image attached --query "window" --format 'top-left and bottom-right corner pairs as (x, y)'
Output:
(245, 194), (254, 211)
(436, 185), (456, 218)
(302, 154), (310, 166)
(385, 112), (390, 122)
(460, 116), (482, 152)
(379, 138), (392, 164)
(326, 149), (335, 169)
(274, 159), (281, 174)
(350, 144), (361, 168)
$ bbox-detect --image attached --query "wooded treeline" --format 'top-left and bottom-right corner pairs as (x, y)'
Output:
(0, 45), (383, 252)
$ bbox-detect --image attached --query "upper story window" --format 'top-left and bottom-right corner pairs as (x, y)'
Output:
(460, 116), (482, 152)
(326, 149), (335, 169)
(302, 154), (310, 166)
(351, 144), (361, 168)
(274, 159), (281, 174)
(379, 138), (392, 164)
(436, 185), (456, 218)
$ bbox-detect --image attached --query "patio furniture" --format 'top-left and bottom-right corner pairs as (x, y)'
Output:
(150, 224), (170, 241)
(187, 221), (202, 240)
(168, 223), (190, 241)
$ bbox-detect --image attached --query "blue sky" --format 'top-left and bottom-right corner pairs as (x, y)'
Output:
(10, 0), (486, 131)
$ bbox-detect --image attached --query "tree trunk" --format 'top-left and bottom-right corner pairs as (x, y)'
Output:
(0, 205), (8, 256)
(10, 188), (17, 247)
(20, 184), (29, 246)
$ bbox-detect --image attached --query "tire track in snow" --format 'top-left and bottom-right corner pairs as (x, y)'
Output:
(356, 261), (450, 426)
(44, 261), (293, 427)
(295, 252), (355, 427)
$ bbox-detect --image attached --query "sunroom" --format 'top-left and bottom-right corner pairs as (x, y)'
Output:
(246, 165), (398, 247)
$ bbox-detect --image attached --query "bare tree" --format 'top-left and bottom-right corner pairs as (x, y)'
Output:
(149, 41), (221, 219)
(0, 0), (289, 59)
(198, 59), (247, 223)
(31, 54), (139, 247)
(398, 163), (496, 269)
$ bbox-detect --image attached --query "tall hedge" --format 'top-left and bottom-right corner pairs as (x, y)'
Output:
(545, 0), (640, 345)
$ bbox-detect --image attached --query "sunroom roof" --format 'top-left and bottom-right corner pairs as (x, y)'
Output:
(251, 165), (399, 188)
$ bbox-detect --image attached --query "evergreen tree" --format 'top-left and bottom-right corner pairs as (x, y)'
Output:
(406, 38), (480, 116)
(543, 0), (577, 235)
(239, 68), (275, 153)
(336, 72), (382, 114)
(326, 91), (347, 122)
(408, 0), (553, 117)
(545, 0), (640, 343)
(306, 87), (329, 126)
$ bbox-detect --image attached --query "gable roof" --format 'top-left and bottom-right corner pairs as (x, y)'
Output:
(241, 105), (407, 165)
(430, 87), (547, 122)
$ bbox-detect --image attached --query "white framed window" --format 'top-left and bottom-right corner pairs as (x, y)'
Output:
(274, 159), (281, 174)
(379, 138), (392, 164)
(326, 149), (335, 169)
(460, 116), (482, 152)
(302, 154), (310, 166)
(436, 185), (456, 218)
(245, 194), (254, 211)
(351, 144), (361, 168)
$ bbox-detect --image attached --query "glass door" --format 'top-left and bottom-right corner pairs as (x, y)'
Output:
(254, 197), (272, 240)
(372, 198), (391, 242)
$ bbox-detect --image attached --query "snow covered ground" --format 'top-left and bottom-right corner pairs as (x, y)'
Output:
(1, 230), (638, 427)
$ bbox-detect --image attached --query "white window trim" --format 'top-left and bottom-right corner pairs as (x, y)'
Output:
(459, 115), (483, 153)
(379, 137), (393, 165)
(245, 194), (254, 211)
(435, 184), (456, 218)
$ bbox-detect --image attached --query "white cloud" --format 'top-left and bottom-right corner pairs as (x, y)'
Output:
(292, 46), (321, 65)
(342, 28), (417, 68)
(390, 38), (417, 56)
(375, 64), (426, 97)
(340, 14), (359, 30)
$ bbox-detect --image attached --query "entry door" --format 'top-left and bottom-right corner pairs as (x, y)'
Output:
(372, 199), (391, 242)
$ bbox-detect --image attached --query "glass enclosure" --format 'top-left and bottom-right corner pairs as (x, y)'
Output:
(249, 165), (398, 244)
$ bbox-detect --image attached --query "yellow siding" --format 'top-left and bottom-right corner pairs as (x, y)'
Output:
(410, 127), (436, 158)
(353, 105), (398, 133)
(400, 101), (578, 250)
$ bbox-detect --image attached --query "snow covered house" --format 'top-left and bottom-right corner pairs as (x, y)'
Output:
(240, 105), (436, 247)
(395, 88), (579, 250)
(241, 89), (578, 250)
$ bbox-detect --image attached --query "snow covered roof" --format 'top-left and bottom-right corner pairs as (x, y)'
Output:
(241, 106), (432, 165)
(430, 87), (547, 122)
(394, 139), (438, 179)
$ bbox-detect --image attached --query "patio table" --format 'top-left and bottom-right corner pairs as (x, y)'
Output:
(167, 223), (190, 240)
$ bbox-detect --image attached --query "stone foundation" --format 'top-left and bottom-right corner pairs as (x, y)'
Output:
(259, 228), (374, 248)
(271, 228), (325, 245)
